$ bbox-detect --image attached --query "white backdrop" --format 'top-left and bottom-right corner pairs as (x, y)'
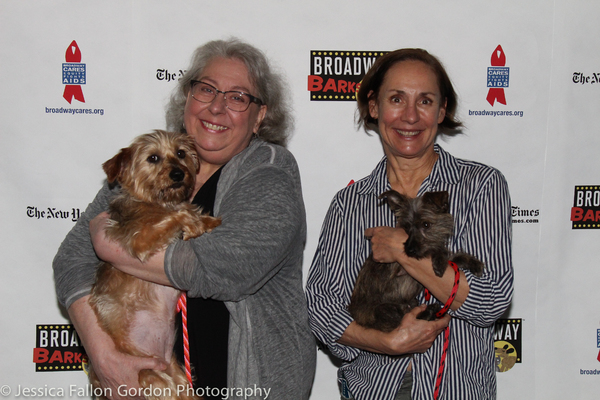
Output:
(1, 0), (599, 399)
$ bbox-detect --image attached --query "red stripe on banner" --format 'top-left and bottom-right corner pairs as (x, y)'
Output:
(490, 45), (506, 67)
(65, 40), (82, 63)
(486, 88), (506, 106)
(63, 85), (85, 104)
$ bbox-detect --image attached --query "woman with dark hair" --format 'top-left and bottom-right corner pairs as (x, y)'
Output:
(54, 38), (315, 400)
(306, 48), (513, 400)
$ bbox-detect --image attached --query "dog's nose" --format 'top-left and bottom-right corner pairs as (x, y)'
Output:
(404, 236), (419, 258)
(169, 168), (185, 182)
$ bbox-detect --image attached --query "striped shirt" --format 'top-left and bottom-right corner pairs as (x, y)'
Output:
(306, 145), (513, 400)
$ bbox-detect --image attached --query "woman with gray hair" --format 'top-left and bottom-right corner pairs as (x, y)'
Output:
(54, 38), (315, 400)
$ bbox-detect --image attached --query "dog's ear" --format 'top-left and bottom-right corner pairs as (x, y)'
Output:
(422, 191), (450, 213)
(190, 149), (200, 174)
(380, 190), (409, 212)
(102, 147), (132, 186)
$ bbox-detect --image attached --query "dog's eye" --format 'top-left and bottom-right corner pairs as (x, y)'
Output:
(422, 221), (431, 229)
(147, 155), (160, 163)
(177, 150), (186, 159)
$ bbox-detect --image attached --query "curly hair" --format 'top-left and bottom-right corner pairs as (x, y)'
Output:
(165, 38), (293, 147)
(356, 48), (462, 137)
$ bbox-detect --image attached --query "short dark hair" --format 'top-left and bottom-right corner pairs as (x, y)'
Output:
(356, 48), (462, 136)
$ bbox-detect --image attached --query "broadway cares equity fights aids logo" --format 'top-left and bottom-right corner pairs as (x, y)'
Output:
(307, 51), (386, 101)
(486, 45), (509, 106)
(468, 45), (524, 118)
(46, 40), (104, 115)
(62, 40), (86, 104)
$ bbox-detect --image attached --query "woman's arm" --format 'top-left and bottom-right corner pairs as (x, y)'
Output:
(367, 170), (513, 327)
(68, 296), (165, 400)
(447, 170), (513, 326)
(338, 306), (450, 355)
(92, 159), (305, 301)
(306, 193), (449, 361)
(54, 184), (167, 399)
(365, 226), (470, 311)
(89, 212), (170, 286)
(165, 164), (305, 300)
(53, 183), (113, 308)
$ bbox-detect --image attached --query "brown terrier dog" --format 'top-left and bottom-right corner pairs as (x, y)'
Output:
(348, 190), (483, 332)
(88, 130), (220, 400)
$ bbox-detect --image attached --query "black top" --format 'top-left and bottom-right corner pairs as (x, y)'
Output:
(174, 166), (229, 397)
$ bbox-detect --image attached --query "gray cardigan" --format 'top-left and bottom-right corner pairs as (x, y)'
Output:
(53, 139), (316, 399)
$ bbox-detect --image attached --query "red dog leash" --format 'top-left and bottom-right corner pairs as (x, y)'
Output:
(423, 261), (460, 400)
(176, 293), (193, 385)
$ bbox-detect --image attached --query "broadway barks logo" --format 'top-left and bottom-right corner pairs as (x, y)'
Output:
(62, 40), (86, 104)
(571, 186), (600, 229)
(494, 319), (522, 372)
(486, 45), (509, 106)
(308, 51), (386, 101)
(33, 325), (86, 372)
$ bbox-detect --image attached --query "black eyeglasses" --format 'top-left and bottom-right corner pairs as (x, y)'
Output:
(190, 80), (263, 112)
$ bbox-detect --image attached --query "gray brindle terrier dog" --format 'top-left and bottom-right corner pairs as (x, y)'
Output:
(348, 190), (484, 332)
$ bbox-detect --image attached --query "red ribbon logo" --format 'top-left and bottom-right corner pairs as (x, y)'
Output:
(486, 45), (507, 106)
(63, 40), (85, 104)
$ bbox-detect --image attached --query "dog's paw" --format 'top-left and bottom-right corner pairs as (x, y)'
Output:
(452, 252), (485, 277)
(200, 215), (221, 232)
(182, 216), (221, 240)
(416, 304), (441, 321)
(431, 253), (450, 277)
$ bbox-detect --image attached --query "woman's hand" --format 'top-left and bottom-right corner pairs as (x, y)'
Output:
(89, 212), (122, 264)
(89, 212), (170, 285)
(89, 336), (166, 400)
(364, 226), (409, 265)
(69, 297), (167, 400)
(338, 305), (450, 356)
(381, 305), (450, 355)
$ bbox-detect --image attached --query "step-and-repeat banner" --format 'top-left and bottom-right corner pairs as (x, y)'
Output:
(1, 1), (599, 399)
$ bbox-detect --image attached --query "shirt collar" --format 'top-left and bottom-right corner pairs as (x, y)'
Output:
(357, 144), (460, 196)
(427, 144), (461, 186)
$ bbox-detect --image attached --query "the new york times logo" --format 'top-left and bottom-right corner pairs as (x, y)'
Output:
(33, 325), (86, 372)
(571, 186), (600, 229)
(494, 319), (522, 372)
(308, 51), (386, 101)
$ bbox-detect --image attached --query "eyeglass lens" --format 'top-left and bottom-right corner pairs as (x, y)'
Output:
(191, 81), (253, 111)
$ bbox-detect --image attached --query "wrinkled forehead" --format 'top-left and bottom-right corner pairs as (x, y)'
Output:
(197, 56), (257, 94)
(382, 60), (442, 96)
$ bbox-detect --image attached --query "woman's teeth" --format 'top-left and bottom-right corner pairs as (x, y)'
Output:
(396, 130), (419, 137)
(203, 121), (227, 131)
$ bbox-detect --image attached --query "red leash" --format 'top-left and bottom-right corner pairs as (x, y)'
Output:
(176, 293), (193, 386)
(423, 261), (460, 400)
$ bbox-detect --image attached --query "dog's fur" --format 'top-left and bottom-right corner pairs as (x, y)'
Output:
(348, 190), (484, 332)
(88, 130), (220, 400)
